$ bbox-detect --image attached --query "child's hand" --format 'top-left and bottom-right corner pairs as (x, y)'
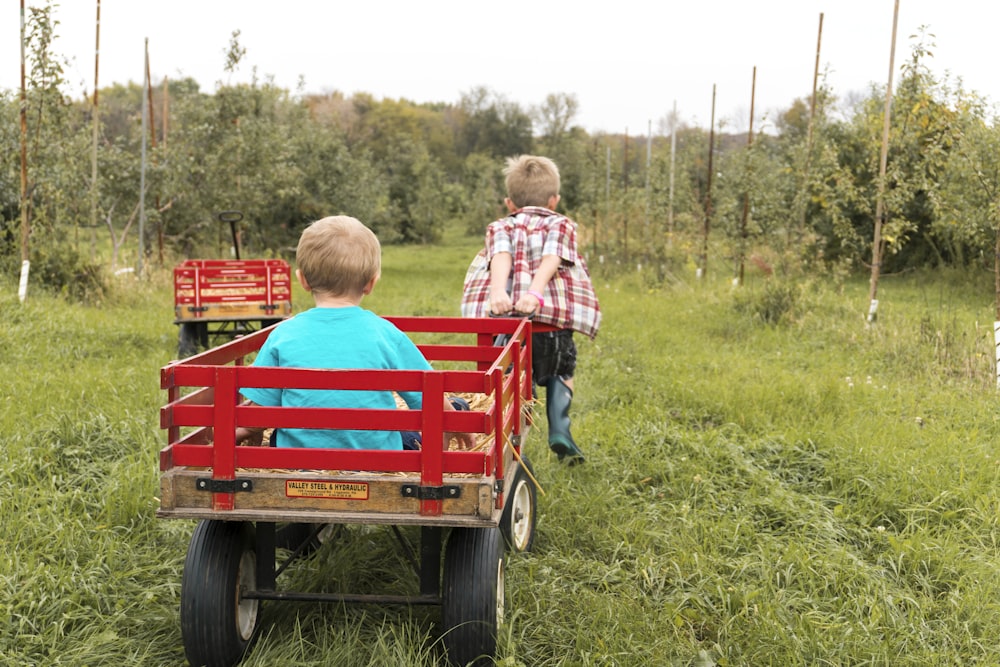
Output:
(490, 289), (513, 315)
(447, 431), (476, 451)
(443, 396), (475, 450)
(514, 292), (541, 314)
(236, 427), (263, 446)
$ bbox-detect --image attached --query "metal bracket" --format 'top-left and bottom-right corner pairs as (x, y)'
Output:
(196, 478), (254, 493)
(401, 484), (461, 500)
(186, 306), (209, 313)
(511, 434), (522, 447)
(259, 304), (279, 311)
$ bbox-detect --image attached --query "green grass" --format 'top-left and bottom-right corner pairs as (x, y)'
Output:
(5, 237), (1000, 665)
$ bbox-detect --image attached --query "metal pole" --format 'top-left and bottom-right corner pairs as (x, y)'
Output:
(867, 0), (900, 324)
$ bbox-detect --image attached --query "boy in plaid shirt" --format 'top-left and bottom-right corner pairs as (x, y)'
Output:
(462, 155), (601, 464)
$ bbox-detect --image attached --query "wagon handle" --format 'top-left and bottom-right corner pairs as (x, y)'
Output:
(218, 210), (244, 259)
(488, 311), (534, 320)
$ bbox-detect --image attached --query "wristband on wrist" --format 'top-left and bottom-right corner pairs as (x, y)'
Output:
(526, 290), (545, 309)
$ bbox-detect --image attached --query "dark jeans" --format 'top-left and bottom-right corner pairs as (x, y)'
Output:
(402, 396), (470, 450)
(532, 329), (577, 384)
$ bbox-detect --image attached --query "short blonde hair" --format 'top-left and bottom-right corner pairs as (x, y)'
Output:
(296, 216), (381, 296)
(504, 155), (560, 207)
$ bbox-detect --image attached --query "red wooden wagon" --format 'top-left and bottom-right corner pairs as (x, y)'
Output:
(157, 315), (541, 667)
(173, 258), (293, 357)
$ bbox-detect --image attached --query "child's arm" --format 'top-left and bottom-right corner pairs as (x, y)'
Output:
(488, 252), (514, 314)
(514, 254), (561, 314)
(235, 400), (264, 445)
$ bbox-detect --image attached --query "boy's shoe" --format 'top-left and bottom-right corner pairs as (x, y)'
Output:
(545, 376), (585, 465)
(449, 396), (470, 411)
(549, 437), (585, 465)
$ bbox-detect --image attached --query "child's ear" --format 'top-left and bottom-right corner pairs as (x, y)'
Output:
(296, 269), (311, 292)
(504, 197), (518, 213)
(362, 274), (379, 295)
(547, 194), (561, 210)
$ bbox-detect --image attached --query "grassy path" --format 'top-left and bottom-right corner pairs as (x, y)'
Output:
(4, 245), (1000, 665)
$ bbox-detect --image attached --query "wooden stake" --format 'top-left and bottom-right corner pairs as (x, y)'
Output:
(738, 67), (757, 287)
(89, 0), (101, 259)
(798, 13), (824, 238)
(645, 118), (651, 255)
(668, 100), (677, 242)
(867, 0), (900, 324)
(138, 38), (149, 275)
(159, 76), (169, 264)
(19, 0), (29, 267)
(623, 128), (629, 262)
(699, 85), (716, 279)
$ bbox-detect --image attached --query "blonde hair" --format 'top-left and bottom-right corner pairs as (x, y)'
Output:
(296, 216), (381, 296)
(504, 155), (560, 207)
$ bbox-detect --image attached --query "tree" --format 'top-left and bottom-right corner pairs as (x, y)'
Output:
(534, 93), (579, 154)
(456, 87), (533, 159)
(936, 100), (1000, 312)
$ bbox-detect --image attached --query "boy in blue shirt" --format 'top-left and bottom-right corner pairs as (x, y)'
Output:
(238, 215), (473, 451)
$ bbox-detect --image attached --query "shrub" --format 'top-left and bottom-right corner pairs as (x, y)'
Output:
(29, 242), (108, 304)
(732, 279), (799, 325)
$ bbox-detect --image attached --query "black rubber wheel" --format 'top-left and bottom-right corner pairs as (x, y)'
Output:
(196, 322), (209, 349)
(180, 520), (260, 667)
(499, 456), (537, 553)
(177, 322), (201, 358)
(441, 527), (504, 667)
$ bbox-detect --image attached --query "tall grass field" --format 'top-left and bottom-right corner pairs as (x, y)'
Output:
(4, 234), (1000, 666)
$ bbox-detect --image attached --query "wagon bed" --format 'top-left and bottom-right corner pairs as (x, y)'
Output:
(157, 315), (536, 526)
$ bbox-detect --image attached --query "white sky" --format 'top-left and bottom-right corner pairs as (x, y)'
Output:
(5, 1), (999, 135)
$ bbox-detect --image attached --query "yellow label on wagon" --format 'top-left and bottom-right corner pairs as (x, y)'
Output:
(285, 480), (369, 500)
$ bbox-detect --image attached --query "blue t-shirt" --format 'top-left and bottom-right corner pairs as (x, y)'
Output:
(241, 306), (431, 449)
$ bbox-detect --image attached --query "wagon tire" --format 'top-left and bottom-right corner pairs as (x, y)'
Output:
(181, 520), (260, 667)
(441, 527), (503, 667)
(177, 322), (201, 358)
(499, 456), (537, 553)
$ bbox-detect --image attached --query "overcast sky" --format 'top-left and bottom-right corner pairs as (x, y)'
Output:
(6, 1), (999, 135)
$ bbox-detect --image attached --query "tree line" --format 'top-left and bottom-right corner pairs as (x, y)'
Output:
(3, 6), (1000, 307)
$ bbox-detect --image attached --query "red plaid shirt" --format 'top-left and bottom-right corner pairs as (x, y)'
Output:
(461, 207), (602, 339)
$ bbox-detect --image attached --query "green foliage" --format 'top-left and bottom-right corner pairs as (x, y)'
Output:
(731, 279), (800, 325)
(6, 12), (1000, 311)
(457, 87), (534, 159)
(28, 240), (108, 303)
